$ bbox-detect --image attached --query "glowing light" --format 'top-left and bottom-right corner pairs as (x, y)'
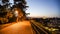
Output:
(14, 10), (18, 17)
(45, 27), (59, 31)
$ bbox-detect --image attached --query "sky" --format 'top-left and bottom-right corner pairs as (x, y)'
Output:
(0, 0), (60, 18)
(26, 0), (60, 18)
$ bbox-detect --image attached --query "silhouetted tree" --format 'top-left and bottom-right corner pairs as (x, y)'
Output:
(0, 0), (29, 24)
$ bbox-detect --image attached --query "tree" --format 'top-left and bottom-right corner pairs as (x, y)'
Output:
(2, 0), (9, 3)
(0, 0), (29, 24)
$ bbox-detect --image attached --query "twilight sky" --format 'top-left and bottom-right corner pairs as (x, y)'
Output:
(0, 0), (60, 18)
(26, 0), (60, 18)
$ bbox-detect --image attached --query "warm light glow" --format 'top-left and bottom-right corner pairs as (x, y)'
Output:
(45, 27), (59, 31)
(14, 10), (18, 17)
(1, 21), (33, 34)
